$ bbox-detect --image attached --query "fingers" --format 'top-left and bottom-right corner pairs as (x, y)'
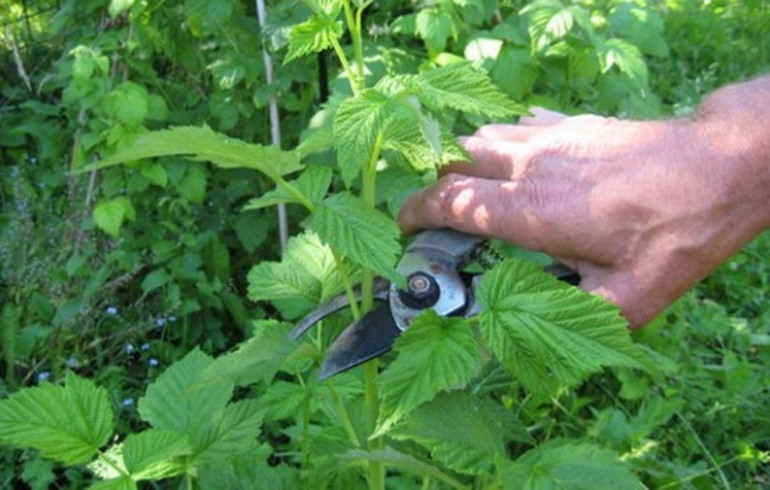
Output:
(439, 137), (525, 180)
(397, 173), (548, 253)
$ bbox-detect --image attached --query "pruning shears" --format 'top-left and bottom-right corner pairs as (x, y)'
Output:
(290, 229), (579, 379)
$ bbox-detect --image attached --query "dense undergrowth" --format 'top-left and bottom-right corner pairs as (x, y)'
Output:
(1, 0), (769, 488)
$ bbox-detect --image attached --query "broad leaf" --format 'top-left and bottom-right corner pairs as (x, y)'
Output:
(206, 320), (298, 386)
(476, 259), (644, 394)
(375, 311), (480, 436)
(0, 372), (113, 465)
(332, 89), (394, 186)
(199, 459), (299, 490)
(285, 2), (343, 63)
(83, 126), (302, 183)
(191, 399), (264, 461)
(138, 348), (233, 433)
(415, 8), (455, 53)
(416, 62), (526, 119)
(122, 429), (189, 480)
(501, 439), (644, 489)
(391, 392), (530, 475)
(521, 0), (587, 52)
(601, 38), (648, 88)
(247, 232), (343, 315)
(93, 197), (135, 237)
(307, 193), (402, 284)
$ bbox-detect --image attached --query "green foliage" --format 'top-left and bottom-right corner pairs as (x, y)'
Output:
(501, 439), (643, 489)
(0, 373), (113, 465)
(376, 312), (481, 436)
(2, 0), (770, 488)
(477, 259), (644, 394)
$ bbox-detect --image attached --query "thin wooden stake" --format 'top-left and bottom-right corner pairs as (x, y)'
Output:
(255, 0), (288, 252)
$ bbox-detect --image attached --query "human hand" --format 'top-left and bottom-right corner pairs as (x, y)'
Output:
(397, 107), (769, 328)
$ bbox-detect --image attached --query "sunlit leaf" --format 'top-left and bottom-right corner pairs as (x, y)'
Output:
(375, 312), (480, 436)
(0, 372), (113, 465)
(247, 232), (343, 310)
(123, 429), (190, 480)
(416, 62), (526, 118)
(285, 2), (343, 63)
(477, 259), (644, 394)
(82, 126), (302, 183)
(307, 192), (402, 283)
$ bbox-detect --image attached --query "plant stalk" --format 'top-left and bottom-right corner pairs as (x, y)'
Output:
(361, 131), (386, 490)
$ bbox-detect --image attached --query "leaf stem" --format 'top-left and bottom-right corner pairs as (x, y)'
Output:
(274, 176), (316, 212)
(329, 36), (359, 97)
(331, 252), (361, 321)
(326, 379), (362, 448)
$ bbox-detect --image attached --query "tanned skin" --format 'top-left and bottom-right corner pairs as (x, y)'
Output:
(398, 76), (770, 328)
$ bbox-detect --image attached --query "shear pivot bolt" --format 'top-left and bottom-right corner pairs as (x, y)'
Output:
(408, 273), (432, 294)
(400, 272), (440, 309)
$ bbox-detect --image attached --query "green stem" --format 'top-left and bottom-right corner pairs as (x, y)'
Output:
(329, 36), (360, 97)
(97, 449), (129, 478)
(333, 251), (361, 321)
(274, 176), (315, 212)
(361, 130), (386, 490)
(327, 379), (362, 448)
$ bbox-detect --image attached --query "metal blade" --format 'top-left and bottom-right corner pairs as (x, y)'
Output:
(291, 278), (391, 340)
(319, 303), (401, 380)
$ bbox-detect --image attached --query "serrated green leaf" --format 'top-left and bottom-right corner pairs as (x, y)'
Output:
(375, 311), (480, 436)
(205, 320), (298, 387)
(138, 348), (233, 432)
(501, 439), (644, 489)
(391, 392), (527, 475)
(258, 381), (307, 421)
(199, 459), (298, 490)
(122, 429), (189, 480)
(416, 62), (525, 119)
(0, 372), (113, 465)
(243, 165), (331, 211)
(191, 399), (264, 461)
(601, 38), (648, 88)
(476, 260), (644, 395)
(82, 126), (302, 183)
(332, 89), (393, 186)
(93, 197), (135, 237)
(285, 2), (343, 63)
(521, 0), (578, 52)
(307, 193), (401, 283)
(247, 232), (343, 310)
